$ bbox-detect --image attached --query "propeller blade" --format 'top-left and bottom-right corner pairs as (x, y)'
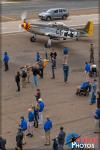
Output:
(21, 11), (27, 22)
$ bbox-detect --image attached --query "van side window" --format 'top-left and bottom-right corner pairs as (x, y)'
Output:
(63, 9), (66, 12)
(59, 9), (63, 13)
(54, 10), (58, 13)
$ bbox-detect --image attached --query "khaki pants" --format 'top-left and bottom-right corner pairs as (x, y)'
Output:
(45, 130), (51, 145)
(22, 78), (26, 88)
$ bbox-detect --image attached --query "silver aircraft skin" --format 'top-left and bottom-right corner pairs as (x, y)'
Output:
(21, 20), (94, 42)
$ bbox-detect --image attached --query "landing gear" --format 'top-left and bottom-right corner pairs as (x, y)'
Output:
(30, 35), (36, 42)
(76, 36), (79, 41)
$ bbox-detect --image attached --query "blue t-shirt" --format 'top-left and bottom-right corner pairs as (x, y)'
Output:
(63, 47), (69, 55)
(95, 108), (100, 119)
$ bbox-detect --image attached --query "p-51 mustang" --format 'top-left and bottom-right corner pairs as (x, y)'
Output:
(21, 17), (94, 42)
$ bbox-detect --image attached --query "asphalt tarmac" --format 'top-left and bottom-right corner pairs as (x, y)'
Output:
(1, 0), (98, 16)
(1, 25), (99, 149)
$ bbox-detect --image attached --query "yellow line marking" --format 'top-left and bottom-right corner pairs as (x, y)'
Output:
(2, 16), (16, 21)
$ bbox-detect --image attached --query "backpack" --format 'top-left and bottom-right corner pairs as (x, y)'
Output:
(22, 70), (27, 78)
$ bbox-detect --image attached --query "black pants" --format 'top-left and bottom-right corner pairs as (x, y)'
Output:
(4, 62), (9, 71)
(34, 116), (38, 128)
(40, 68), (43, 79)
(52, 67), (55, 79)
(16, 82), (20, 91)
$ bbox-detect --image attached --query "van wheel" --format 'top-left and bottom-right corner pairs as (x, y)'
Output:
(62, 15), (67, 20)
(46, 16), (51, 21)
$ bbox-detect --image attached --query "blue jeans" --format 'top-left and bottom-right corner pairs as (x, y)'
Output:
(63, 65), (69, 82)
(90, 92), (96, 104)
(33, 75), (39, 86)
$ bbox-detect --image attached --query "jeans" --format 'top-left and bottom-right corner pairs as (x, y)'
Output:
(90, 92), (96, 104)
(63, 65), (69, 82)
(33, 75), (39, 86)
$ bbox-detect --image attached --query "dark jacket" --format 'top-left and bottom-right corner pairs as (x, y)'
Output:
(16, 131), (23, 146)
(15, 74), (20, 83)
(0, 137), (6, 150)
(44, 119), (52, 132)
(58, 131), (66, 145)
(32, 67), (40, 76)
(3, 54), (9, 63)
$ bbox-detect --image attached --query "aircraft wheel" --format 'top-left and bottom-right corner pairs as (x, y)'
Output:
(30, 36), (36, 42)
(76, 37), (79, 41)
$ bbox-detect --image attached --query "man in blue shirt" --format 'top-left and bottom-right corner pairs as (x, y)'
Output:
(44, 116), (52, 146)
(38, 98), (45, 125)
(27, 108), (34, 137)
(20, 116), (27, 144)
(3, 52), (10, 71)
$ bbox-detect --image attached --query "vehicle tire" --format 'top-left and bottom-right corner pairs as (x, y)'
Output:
(30, 36), (36, 42)
(62, 15), (67, 20)
(46, 16), (51, 21)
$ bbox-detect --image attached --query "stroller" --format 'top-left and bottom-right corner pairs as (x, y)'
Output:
(89, 64), (97, 77)
(76, 82), (91, 96)
(52, 138), (58, 150)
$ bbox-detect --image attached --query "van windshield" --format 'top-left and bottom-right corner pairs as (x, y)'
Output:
(46, 10), (52, 13)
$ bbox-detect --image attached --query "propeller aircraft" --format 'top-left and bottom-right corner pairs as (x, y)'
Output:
(20, 12), (94, 43)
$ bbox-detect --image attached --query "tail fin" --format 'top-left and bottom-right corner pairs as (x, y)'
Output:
(84, 21), (94, 36)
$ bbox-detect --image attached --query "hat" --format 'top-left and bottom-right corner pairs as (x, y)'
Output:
(38, 98), (43, 102)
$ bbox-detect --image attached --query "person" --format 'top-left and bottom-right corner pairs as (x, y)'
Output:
(44, 116), (53, 146)
(38, 98), (45, 125)
(85, 62), (91, 74)
(50, 49), (57, 68)
(21, 68), (27, 88)
(76, 81), (91, 96)
(15, 71), (20, 92)
(63, 47), (69, 64)
(89, 64), (97, 77)
(38, 58), (44, 79)
(89, 43), (94, 63)
(3, 52), (10, 71)
(63, 63), (69, 83)
(47, 38), (51, 49)
(35, 89), (41, 101)
(16, 128), (23, 150)
(32, 106), (39, 128)
(32, 65), (41, 87)
(51, 57), (56, 79)
(35, 52), (40, 62)
(52, 138), (58, 150)
(94, 91), (100, 133)
(90, 79), (97, 105)
(85, 62), (91, 79)
(26, 65), (31, 83)
(27, 108), (34, 137)
(57, 127), (66, 150)
(0, 136), (6, 150)
(20, 116), (27, 144)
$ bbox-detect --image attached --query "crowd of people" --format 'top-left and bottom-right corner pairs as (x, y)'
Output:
(1, 42), (100, 150)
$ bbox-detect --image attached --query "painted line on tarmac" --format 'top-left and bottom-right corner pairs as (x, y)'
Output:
(1, 1), (21, 4)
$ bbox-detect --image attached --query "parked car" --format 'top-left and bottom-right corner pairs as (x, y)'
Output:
(38, 8), (69, 21)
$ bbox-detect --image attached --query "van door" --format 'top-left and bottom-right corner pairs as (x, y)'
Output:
(59, 9), (63, 19)
(53, 10), (59, 19)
